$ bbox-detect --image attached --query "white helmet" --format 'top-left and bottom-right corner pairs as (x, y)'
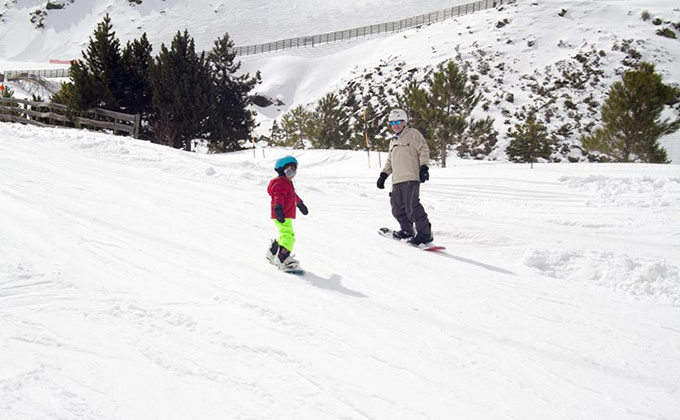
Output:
(388, 108), (408, 124)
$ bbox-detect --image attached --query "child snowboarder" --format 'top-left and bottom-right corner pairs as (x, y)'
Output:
(266, 156), (309, 271)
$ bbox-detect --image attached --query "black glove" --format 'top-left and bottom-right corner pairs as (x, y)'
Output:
(377, 172), (388, 189)
(297, 201), (308, 215)
(419, 165), (429, 183)
(274, 204), (285, 223)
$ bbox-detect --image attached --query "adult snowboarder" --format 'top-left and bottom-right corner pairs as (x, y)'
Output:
(266, 156), (308, 271)
(376, 108), (434, 246)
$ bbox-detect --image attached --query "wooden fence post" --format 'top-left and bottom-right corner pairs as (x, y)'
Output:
(133, 114), (141, 139)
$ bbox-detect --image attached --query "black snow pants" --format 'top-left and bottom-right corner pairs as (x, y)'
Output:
(390, 181), (431, 237)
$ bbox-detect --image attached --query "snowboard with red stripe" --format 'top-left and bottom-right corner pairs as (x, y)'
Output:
(378, 228), (446, 252)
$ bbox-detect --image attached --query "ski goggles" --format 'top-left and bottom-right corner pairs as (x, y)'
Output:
(284, 167), (296, 178)
(389, 120), (404, 126)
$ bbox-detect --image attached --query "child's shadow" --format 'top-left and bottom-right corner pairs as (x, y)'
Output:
(299, 272), (367, 298)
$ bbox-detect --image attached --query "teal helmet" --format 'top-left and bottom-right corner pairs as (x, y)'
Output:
(274, 155), (298, 171)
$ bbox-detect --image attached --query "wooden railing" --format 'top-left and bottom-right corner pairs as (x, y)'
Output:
(0, 98), (141, 139)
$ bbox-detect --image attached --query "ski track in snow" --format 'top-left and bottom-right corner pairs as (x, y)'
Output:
(1, 123), (680, 419)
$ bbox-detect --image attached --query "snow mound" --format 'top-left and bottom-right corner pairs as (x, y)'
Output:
(559, 174), (680, 207)
(524, 249), (680, 306)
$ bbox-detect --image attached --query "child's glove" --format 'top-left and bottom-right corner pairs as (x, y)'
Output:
(274, 204), (285, 223)
(377, 172), (388, 189)
(297, 201), (309, 215)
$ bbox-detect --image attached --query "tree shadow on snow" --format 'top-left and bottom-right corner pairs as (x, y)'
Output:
(437, 252), (515, 275)
(299, 272), (367, 298)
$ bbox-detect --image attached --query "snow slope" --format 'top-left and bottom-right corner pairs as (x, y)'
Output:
(1, 123), (680, 419)
(0, 0), (468, 61)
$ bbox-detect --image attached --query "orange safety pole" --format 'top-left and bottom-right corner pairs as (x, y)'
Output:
(363, 105), (371, 168)
(249, 106), (257, 158)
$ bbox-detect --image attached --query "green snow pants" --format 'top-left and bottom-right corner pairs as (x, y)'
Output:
(274, 219), (295, 252)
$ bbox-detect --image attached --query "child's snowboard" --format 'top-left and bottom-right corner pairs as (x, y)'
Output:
(378, 228), (446, 252)
(281, 268), (305, 275)
(267, 241), (305, 275)
(267, 261), (305, 275)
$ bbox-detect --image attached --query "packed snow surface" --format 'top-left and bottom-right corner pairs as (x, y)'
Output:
(1, 123), (679, 419)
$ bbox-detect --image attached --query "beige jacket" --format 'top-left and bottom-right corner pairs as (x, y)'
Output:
(382, 127), (430, 185)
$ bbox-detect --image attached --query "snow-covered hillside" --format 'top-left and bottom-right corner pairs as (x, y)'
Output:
(0, 0), (467, 60)
(2, 123), (680, 419)
(2, 0), (679, 161)
(240, 0), (680, 162)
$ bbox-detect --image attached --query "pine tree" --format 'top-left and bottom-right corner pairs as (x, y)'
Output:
(582, 62), (679, 163)
(400, 61), (494, 167)
(428, 61), (483, 167)
(269, 119), (285, 146)
(51, 81), (75, 108)
(280, 105), (312, 149)
(53, 14), (150, 114)
(459, 117), (498, 159)
(349, 101), (388, 151)
(0, 85), (16, 117)
(206, 33), (261, 153)
(0, 85), (14, 98)
(505, 117), (552, 163)
(68, 14), (126, 111)
(149, 30), (213, 151)
(309, 93), (350, 149)
(121, 33), (153, 116)
(399, 80), (436, 147)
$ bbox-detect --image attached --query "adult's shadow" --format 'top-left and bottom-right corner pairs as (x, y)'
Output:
(298, 272), (368, 298)
(436, 252), (515, 275)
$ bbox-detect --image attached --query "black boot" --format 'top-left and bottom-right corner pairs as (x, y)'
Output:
(392, 229), (414, 240)
(408, 232), (434, 246)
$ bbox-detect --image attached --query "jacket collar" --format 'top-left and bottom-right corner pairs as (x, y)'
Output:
(277, 175), (294, 185)
(396, 127), (409, 138)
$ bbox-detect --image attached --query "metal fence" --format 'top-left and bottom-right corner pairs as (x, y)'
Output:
(232, 0), (508, 56)
(2, 69), (70, 79)
(0, 0), (508, 79)
(3, 72), (60, 94)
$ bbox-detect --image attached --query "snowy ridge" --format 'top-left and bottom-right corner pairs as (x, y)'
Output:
(1, 123), (680, 419)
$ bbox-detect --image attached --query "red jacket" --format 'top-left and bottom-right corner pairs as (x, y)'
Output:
(267, 176), (302, 219)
